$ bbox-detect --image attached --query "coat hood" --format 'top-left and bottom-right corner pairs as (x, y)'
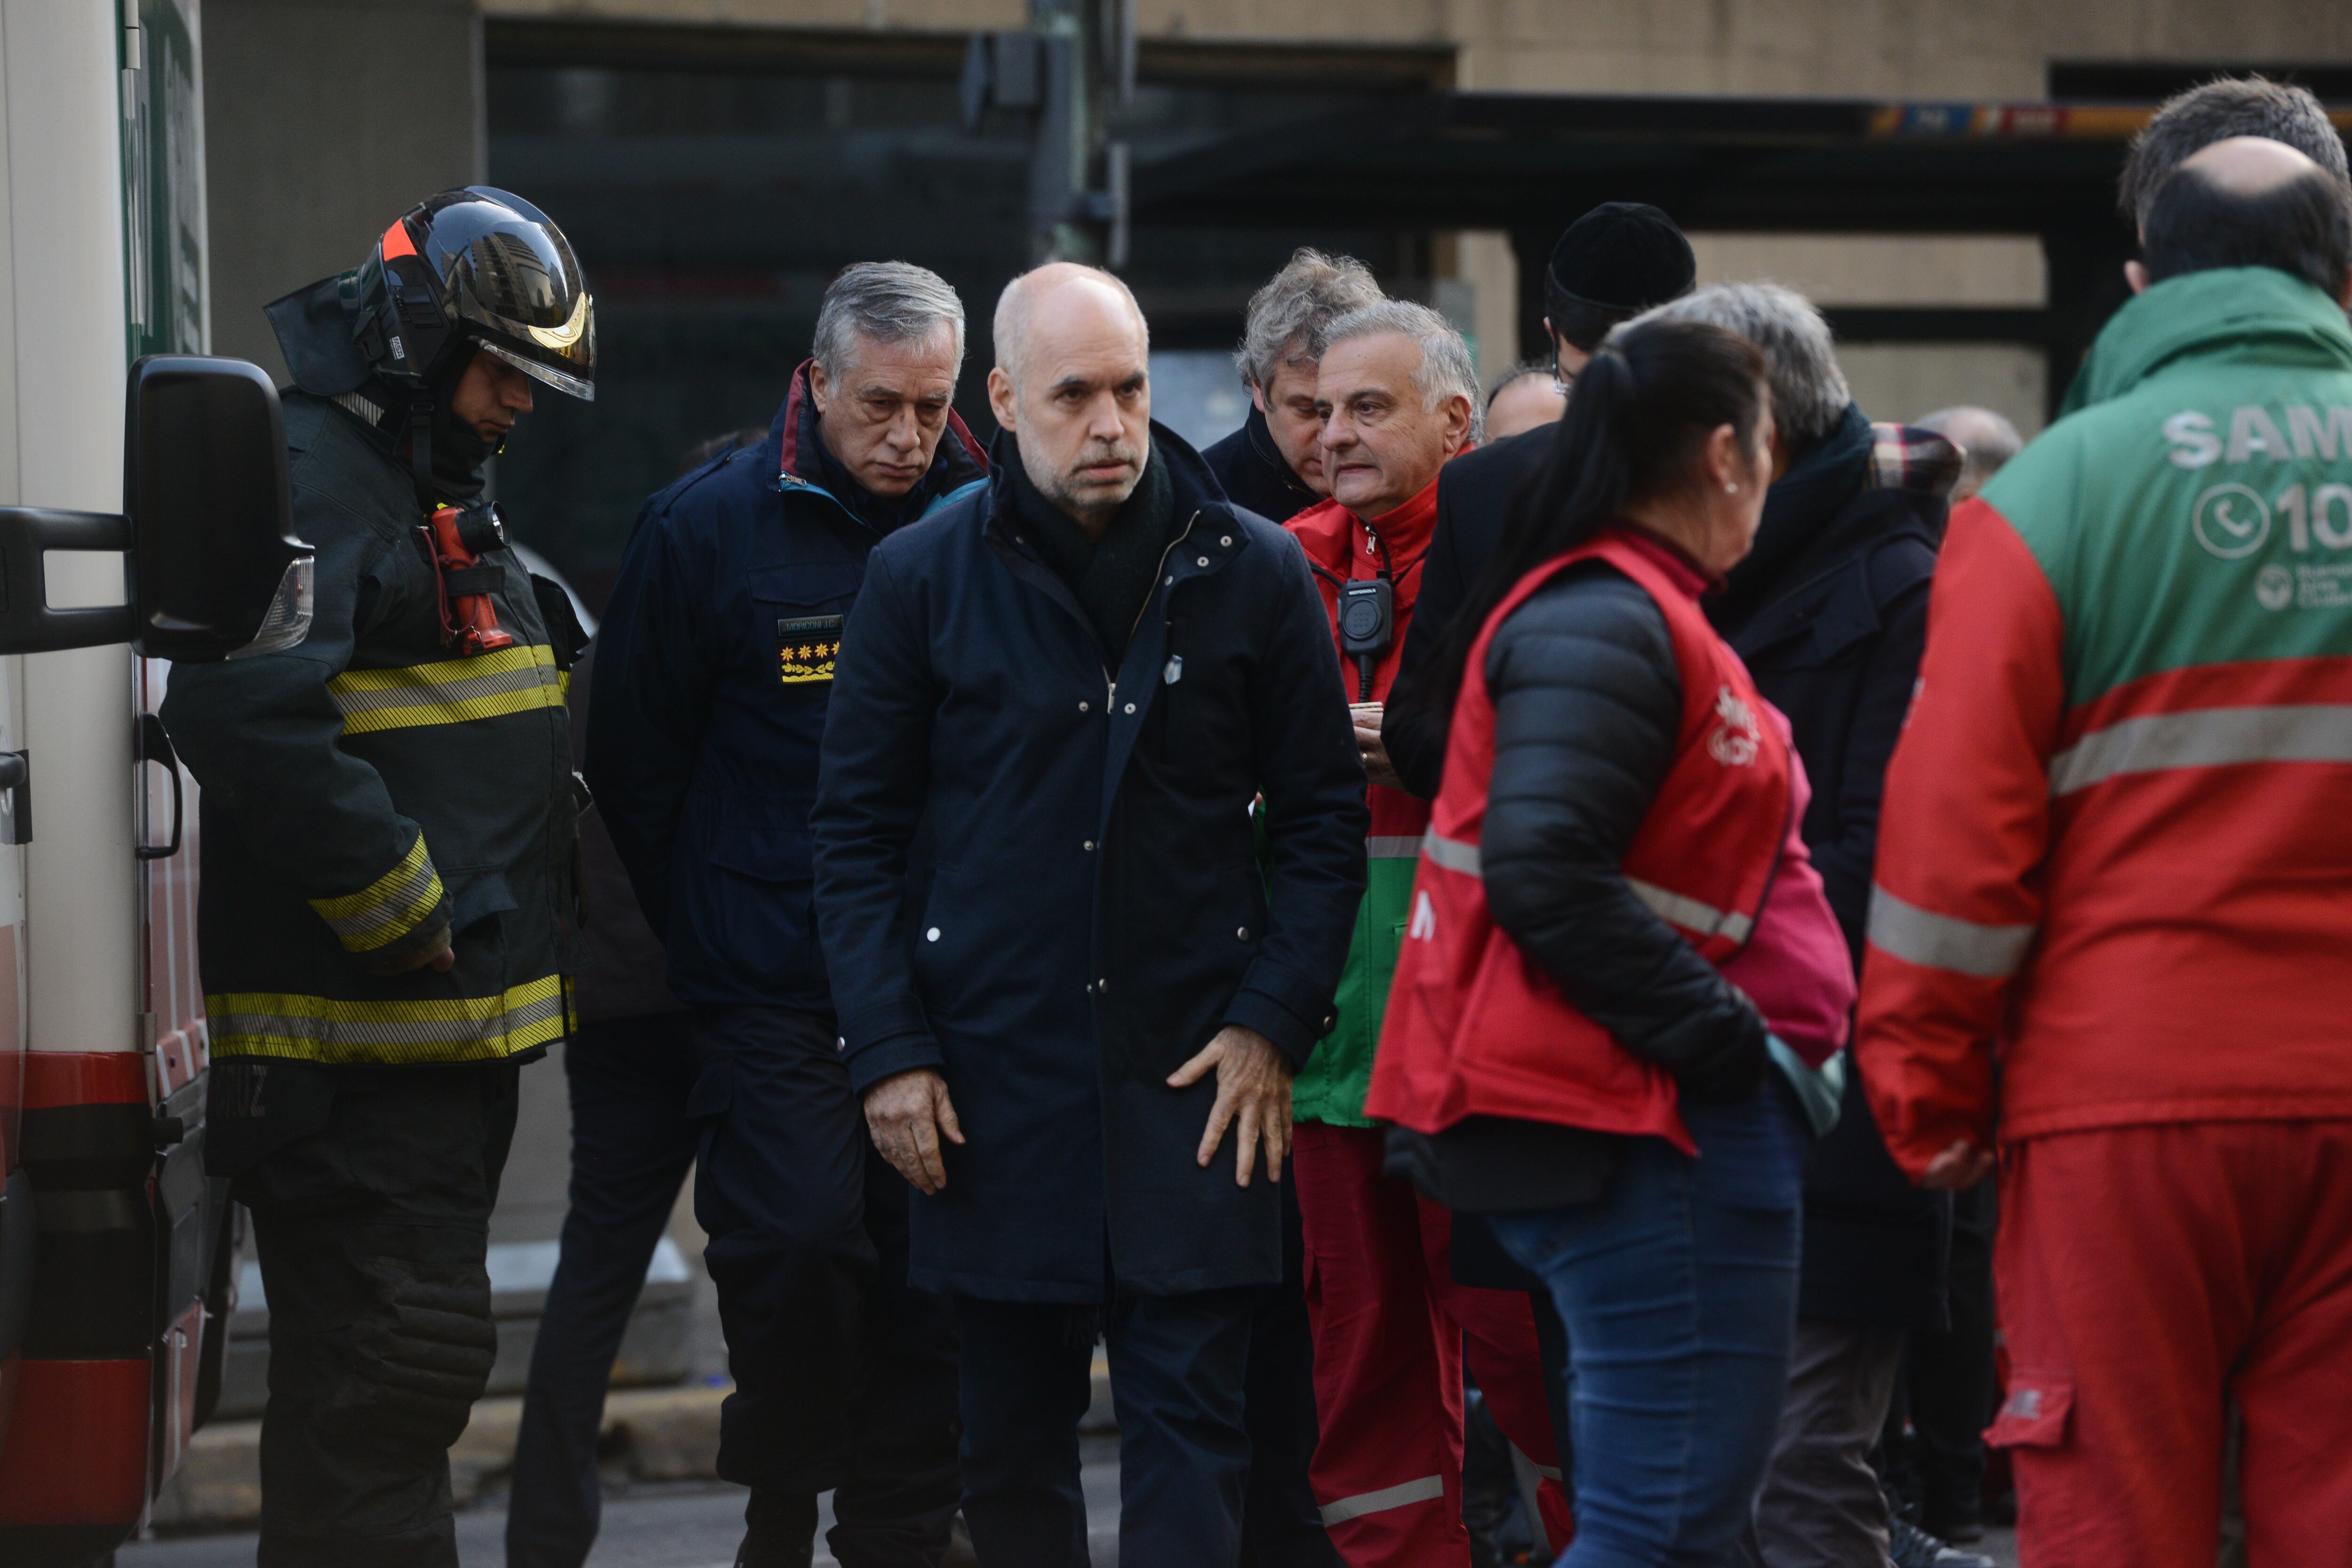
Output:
(2060, 266), (2352, 416)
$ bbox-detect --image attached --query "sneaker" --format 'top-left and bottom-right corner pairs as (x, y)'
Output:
(1888, 1515), (1996, 1568)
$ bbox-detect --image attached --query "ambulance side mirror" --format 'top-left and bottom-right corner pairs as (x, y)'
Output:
(0, 355), (312, 658)
(124, 356), (314, 662)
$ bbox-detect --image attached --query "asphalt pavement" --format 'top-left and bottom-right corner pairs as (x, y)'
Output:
(121, 1436), (1125, 1568)
(121, 1461), (2015, 1568)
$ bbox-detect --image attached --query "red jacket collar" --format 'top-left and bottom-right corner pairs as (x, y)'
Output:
(1286, 470), (1444, 591)
(774, 357), (989, 489)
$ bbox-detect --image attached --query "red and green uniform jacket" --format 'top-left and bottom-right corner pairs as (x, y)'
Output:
(1857, 267), (2352, 1178)
(1286, 475), (1440, 1126)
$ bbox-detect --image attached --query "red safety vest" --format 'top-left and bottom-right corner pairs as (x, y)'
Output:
(1363, 528), (1793, 1153)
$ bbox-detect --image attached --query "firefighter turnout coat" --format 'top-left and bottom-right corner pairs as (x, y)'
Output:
(162, 389), (585, 1068)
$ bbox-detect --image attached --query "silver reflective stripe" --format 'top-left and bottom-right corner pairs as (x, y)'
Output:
(1319, 1474), (1446, 1526)
(1626, 877), (1753, 944)
(210, 987), (569, 1052)
(1867, 884), (2036, 978)
(1421, 829), (1481, 875)
(1366, 835), (1422, 859)
(330, 659), (558, 717)
(315, 851), (439, 946)
(2048, 703), (2352, 796)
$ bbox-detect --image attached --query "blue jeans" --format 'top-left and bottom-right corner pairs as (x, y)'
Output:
(1487, 1081), (1808, 1568)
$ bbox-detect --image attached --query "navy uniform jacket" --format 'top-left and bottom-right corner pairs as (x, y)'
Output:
(810, 427), (1367, 1301)
(586, 365), (986, 1009)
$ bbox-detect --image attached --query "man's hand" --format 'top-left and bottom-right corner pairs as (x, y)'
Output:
(1351, 702), (1403, 791)
(863, 1068), (965, 1195)
(368, 924), (455, 977)
(1168, 1025), (1293, 1186)
(1920, 1138), (1996, 1191)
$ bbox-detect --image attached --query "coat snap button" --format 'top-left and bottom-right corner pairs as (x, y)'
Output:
(1124, 702), (1136, 714)
(926, 927), (941, 942)
(1078, 700), (1089, 712)
(1097, 977), (1110, 993)
(1237, 927), (1250, 940)
(1221, 535), (1233, 546)
(1083, 839), (1096, 851)
(1196, 556), (1209, 567)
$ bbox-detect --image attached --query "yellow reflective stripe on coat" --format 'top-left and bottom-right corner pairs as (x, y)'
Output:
(206, 974), (570, 1066)
(305, 834), (445, 953)
(329, 644), (564, 735)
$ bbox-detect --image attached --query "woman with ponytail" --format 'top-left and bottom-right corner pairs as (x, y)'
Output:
(1370, 318), (1856, 1565)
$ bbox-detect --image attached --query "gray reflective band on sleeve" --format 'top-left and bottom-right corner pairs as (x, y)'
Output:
(1420, 829), (1481, 875)
(1319, 1474), (1447, 1526)
(1867, 884), (2036, 978)
(1366, 835), (1424, 859)
(1625, 877), (1753, 944)
(2049, 704), (2352, 797)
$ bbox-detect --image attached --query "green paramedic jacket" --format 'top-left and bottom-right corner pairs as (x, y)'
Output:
(161, 390), (585, 1067)
(1859, 266), (2352, 1173)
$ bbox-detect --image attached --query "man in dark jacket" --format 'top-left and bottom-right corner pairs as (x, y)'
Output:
(161, 189), (593, 1568)
(1199, 245), (1385, 1568)
(812, 263), (1367, 1568)
(588, 263), (984, 1568)
(1385, 202), (1696, 799)
(1202, 247), (1384, 525)
(1635, 283), (1978, 1568)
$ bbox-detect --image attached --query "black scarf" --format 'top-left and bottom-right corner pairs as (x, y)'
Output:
(1007, 441), (1176, 660)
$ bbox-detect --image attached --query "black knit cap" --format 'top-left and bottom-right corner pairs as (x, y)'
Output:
(1546, 201), (1697, 310)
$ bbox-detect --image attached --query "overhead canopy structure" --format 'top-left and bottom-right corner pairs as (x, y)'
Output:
(1133, 91), (2352, 409)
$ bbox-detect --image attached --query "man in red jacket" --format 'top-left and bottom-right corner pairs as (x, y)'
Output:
(1857, 138), (2352, 1566)
(1286, 300), (1571, 1565)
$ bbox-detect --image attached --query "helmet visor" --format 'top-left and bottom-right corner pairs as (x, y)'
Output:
(477, 338), (595, 402)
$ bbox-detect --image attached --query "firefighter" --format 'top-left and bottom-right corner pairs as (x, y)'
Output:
(161, 188), (594, 1568)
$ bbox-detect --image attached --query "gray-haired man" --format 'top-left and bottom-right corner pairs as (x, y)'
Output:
(584, 261), (986, 1568)
(1204, 247), (1384, 523)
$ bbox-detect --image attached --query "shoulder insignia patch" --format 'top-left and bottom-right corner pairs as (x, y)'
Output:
(778, 614), (845, 684)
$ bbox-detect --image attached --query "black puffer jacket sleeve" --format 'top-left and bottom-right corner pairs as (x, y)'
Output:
(1480, 564), (1770, 1101)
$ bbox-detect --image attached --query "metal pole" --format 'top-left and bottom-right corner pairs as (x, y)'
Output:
(1029, 0), (1103, 263)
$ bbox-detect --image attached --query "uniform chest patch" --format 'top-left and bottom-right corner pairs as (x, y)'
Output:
(778, 615), (845, 684)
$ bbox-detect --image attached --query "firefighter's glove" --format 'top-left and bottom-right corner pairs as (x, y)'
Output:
(362, 920), (456, 977)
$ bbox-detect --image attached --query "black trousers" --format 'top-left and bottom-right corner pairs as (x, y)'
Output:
(508, 1013), (700, 1568)
(1240, 1183), (1345, 1567)
(233, 1061), (520, 1568)
(693, 1003), (962, 1564)
(957, 1285), (1259, 1568)
(1903, 1175), (1997, 1518)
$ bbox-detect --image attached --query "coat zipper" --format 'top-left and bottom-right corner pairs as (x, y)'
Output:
(1106, 508), (1201, 709)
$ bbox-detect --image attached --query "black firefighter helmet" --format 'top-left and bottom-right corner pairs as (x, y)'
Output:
(343, 186), (595, 403)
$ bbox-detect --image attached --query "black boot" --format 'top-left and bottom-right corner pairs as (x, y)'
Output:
(735, 1491), (819, 1568)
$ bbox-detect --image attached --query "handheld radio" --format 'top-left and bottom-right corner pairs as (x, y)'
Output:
(423, 501), (516, 657)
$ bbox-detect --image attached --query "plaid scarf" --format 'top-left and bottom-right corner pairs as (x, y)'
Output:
(1869, 422), (1964, 499)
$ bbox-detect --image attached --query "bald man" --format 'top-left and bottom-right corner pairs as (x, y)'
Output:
(812, 263), (1367, 1568)
(1858, 137), (2352, 1567)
